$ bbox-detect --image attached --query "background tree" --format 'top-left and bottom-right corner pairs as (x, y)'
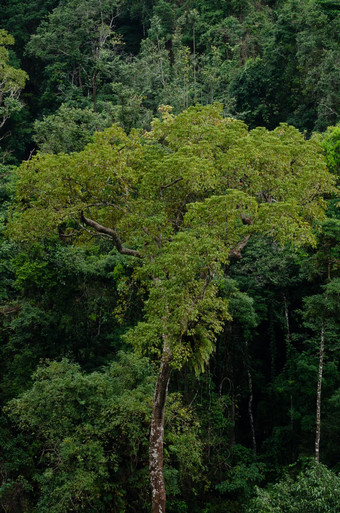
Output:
(33, 104), (115, 154)
(0, 30), (27, 133)
(26, 0), (123, 111)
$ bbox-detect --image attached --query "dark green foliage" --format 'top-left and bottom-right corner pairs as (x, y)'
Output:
(0, 1), (59, 52)
(247, 462), (340, 513)
(33, 104), (116, 154)
(0, 241), (144, 401)
(3, 353), (203, 513)
(1, 0), (339, 161)
(4, 353), (154, 512)
(0, 2), (340, 512)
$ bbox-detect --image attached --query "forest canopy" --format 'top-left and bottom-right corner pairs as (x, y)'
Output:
(0, 1), (340, 513)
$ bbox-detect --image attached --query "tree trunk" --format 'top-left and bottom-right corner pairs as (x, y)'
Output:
(247, 367), (256, 456)
(245, 342), (256, 456)
(283, 293), (295, 451)
(92, 74), (98, 112)
(193, 23), (197, 105)
(150, 341), (172, 513)
(229, 390), (236, 449)
(283, 293), (291, 359)
(93, 83), (97, 112)
(315, 319), (325, 463)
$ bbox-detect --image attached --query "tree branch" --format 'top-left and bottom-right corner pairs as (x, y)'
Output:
(80, 212), (141, 257)
(228, 234), (251, 260)
(143, 226), (162, 248)
(160, 177), (183, 192)
(241, 212), (253, 225)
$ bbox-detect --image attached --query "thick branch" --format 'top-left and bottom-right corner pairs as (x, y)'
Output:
(229, 234), (251, 261)
(80, 212), (141, 257)
(160, 177), (183, 192)
(241, 213), (253, 225)
(0, 304), (22, 316)
(143, 226), (162, 249)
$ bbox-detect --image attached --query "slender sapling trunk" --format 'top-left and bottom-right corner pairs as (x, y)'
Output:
(315, 319), (325, 463)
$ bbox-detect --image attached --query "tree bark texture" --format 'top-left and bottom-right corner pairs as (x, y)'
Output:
(315, 319), (325, 463)
(150, 341), (172, 513)
(80, 212), (141, 257)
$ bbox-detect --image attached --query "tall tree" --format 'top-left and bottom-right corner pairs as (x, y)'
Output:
(0, 30), (27, 132)
(8, 105), (335, 512)
(27, 0), (123, 110)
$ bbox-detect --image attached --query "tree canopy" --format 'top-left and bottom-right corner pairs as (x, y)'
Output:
(10, 105), (335, 367)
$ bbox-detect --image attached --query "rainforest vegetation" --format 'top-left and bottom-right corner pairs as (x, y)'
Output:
(0, 1), (340, 512)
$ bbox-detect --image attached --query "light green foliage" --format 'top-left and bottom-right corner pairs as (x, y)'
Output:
(322, 124), (340, 177)
(126, 229), (231, 370)
(10, 124), (143, 241)
(165, 392), (203, 492)
(2, 4), (340, 512)
(9, 105), (335, 371)
(247, 462), (340, 513)
(0, 30), (27, 130)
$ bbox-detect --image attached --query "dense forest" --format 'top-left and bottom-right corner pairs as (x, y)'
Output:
(0, 1), (340, 512)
